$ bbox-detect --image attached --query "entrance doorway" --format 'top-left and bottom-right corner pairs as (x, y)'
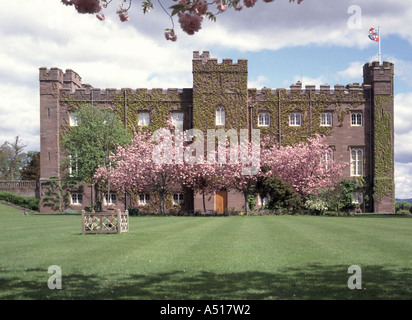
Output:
(215, 190), (227, 214)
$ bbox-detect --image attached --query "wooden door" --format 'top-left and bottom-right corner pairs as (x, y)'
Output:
(215, 191), (227, 214)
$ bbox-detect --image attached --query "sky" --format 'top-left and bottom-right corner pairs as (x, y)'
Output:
(0, 0), (411, 198)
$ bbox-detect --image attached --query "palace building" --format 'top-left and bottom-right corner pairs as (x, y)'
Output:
(39, 51), (395, 213)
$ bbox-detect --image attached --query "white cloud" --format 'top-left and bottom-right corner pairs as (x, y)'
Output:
(336, 61), (364, 81)
(248, 75), (269, 89)
(395, 163), (412, 199)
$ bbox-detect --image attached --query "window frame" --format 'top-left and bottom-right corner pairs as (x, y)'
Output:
(105, 193), (117, 205)
(321, 112), (333, 127)
(352, 191), (364, 205)
(138, 112), (150, 127)
(258, 112), (270, 127)
(171, 112), (184, 127)
(69, 112), (79, 126)
(173, 193), (184, 205)
(139, 193), (151, 205)
(289, 113), (302, 126)
(351, 112), (362, 126)
(216, 106), (225, 126)
(71, 192), (83, 205)
(69, 153), (79, 177)
(350, 148), (364, 177)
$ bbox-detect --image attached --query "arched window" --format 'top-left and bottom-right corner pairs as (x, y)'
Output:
(216, 106), (225, 126)
(351, 149), (363, 176)
(258, 112), (270, 127)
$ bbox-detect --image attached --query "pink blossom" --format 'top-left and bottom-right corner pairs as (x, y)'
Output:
(68, 0), (101, 14)
(243, 0), (258, 8)
(178, 12), (203, 35)
(194, 1), (208, 15)
(96, 13), (105, 21)
(119, 13), (130, 22)
(165, 31), (177, 42)
(217, 4), (227, 12)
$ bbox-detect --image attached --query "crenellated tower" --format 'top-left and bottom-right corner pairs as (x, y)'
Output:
(363, 61), (395, 213)
(192, 51), (248, 133)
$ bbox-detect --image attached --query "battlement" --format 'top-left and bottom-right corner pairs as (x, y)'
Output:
(59, 87), (193, 102)
(193, 50), (248, 72)
(39, 67), (64, 82)
(363, 61), (394, 87)
(249, 82), (366, 100)
(63, 69), (82, 86)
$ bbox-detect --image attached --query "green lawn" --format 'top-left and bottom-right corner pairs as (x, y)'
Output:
(1, 203), (411, 300)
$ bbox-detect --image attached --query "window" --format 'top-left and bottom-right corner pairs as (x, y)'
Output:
(171, 112), (184, 127)
(173, 193), (184, 205)
(69, 153), (79, 176)
(258, 113), (270, 127)
(351, 112), (362, 126)
(351, 149), (363, 176)
(138, 112), (150, 126)
(69, 112), (78, 126)
(289, 113), (302, 126)
(139, 194), (151, 205)
(259, 194), (270, 206)
(322, 151), (333, 170)
(105, 193), (117, 205)
(352, 192), (364, 205)
(71, 193), (83, 205)
(216, 106), (225, 126)
(321, 112), (332, 126)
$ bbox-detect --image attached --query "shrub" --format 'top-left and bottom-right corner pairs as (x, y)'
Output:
(128, 207), (142, 216)
(396, 201), (412, 214)
(0, 191), (40, 211)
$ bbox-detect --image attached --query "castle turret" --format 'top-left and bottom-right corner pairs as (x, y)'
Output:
(192, 50), (248, 133)
(39, 67), (64, 180)
(363, 61), (395, 213)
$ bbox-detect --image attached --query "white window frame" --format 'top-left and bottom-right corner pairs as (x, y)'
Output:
(69, 112), (79, 126)
(216, 106), (225, 126)
(321, 112), (333, 127)
(171, 112), (184, 127)
(173, 193), (184, 205)
(138, 112), (150, 127)
(352, 192), (364, 205)
(69, 153), (79, 176)
(322, 150), (333, 170)
(258, 112), (270, 127)
(139, 193), (151, 205)
(105, 193), (117, 205)
(351, 148), (364, 177)
(289, 113), (302, 126)
(258, 194), (270, 206)
(71, 193), (83, 205)
(351, 112), (362, 126)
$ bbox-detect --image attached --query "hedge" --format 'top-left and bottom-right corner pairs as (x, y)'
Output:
(0, 191), (40, 211)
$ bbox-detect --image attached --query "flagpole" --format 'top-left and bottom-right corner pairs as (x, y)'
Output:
(378, 26), (382, 65)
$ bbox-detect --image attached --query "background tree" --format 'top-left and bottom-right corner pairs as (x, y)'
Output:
(61, 104), (131, 210)
(0, 136), (27, 180)
(21, 151), (40, 181)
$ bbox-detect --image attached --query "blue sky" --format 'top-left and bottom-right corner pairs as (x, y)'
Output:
(0, 0), (411, 198)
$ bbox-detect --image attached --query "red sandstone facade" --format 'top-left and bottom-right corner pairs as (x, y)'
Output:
(39, 51), (395, 213)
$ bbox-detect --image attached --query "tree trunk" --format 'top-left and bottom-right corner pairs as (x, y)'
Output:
(159, 190), (165, 215)
(202, 190), (206, 214)
(244, 192), (249, 216)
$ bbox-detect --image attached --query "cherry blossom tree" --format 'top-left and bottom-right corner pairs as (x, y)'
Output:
(61, 0), (304, 41)
(261, 134), (348, 198)
(215, 130), (263, 215)
(95, 127), (347, 215)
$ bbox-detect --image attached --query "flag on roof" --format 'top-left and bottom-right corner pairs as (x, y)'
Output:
(369, 27), (379, 42)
